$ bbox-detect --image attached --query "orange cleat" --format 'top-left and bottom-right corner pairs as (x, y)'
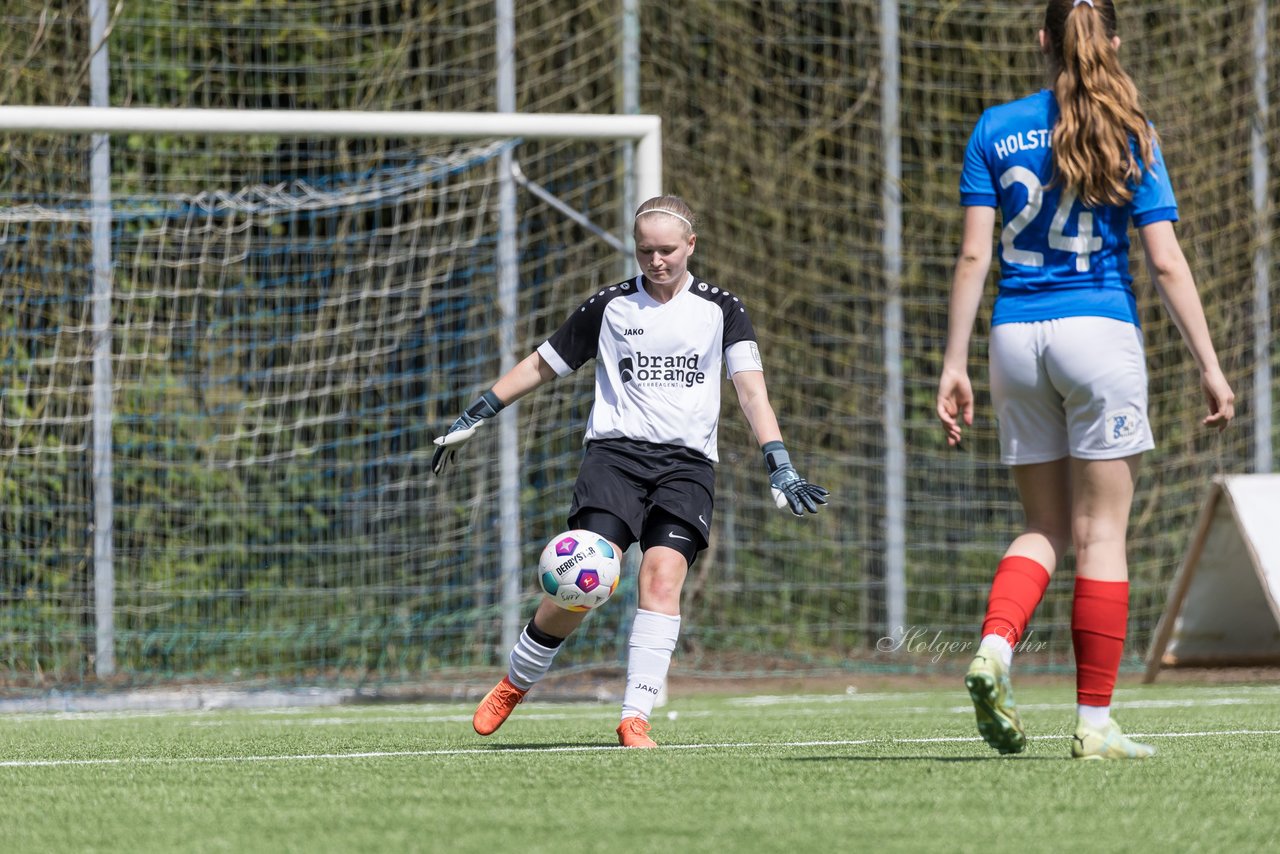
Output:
(616, 716), (657, 748)
(472, 676), (528, 736)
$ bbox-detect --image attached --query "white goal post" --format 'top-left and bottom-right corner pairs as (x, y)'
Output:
(0, 106), (662, 676)
(0, 107), (662, 186)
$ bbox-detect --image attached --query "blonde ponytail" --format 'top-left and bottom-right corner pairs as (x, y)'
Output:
(1045, 0), (1155, 207)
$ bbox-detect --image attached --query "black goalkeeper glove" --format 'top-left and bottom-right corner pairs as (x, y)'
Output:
(432, 389), (505, 475)
(762, 440), (829, 516)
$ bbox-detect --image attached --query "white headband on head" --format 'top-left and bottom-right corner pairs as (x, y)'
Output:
(635, 209), (693, 229)
(1073, 0), (1095, 7)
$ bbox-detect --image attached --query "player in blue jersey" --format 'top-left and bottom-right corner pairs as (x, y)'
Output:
(434, 195), (828, 747)
(936, 0), (1235, 759)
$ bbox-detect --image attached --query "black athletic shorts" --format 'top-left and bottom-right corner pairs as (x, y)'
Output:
(568, 438), (715, 559)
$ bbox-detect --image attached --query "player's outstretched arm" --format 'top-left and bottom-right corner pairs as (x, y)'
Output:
(433, 351), (557, 475)
(731, 369), (829, 516)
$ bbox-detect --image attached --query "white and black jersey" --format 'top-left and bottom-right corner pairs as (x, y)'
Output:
(536, 272), (762, 462)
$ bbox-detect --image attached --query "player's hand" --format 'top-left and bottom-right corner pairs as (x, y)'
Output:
(432, 390), (505, 475)
(761, 440), (828, 516)
(770, 465), (829, 516)
(936, 366), (973, 447)
(1200, 366), (1235, 431)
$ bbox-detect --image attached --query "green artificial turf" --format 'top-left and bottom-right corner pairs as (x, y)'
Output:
(2, 681), (1278, 853)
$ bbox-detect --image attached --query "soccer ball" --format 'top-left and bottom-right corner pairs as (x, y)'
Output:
(537, 530), (621, 612)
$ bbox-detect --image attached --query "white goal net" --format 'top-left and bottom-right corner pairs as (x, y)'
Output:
(0, 107), (658, 686)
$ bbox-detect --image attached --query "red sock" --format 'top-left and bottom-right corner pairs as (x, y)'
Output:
(981, 556), (1051, 647)
(1072, 577), (1129, 707)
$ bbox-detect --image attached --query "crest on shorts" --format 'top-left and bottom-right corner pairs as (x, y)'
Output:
(1104, 408), (1142, 445)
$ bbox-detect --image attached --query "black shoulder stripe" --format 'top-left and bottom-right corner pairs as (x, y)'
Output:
(687, 277), (743, 311)
(544, 278), (640, 371)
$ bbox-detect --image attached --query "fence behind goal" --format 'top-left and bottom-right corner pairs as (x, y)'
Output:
(1, 1), (1274, 692)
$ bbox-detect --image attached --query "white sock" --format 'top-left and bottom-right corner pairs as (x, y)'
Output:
(1077, 704), (1111, 728)
(507, 626), (561, 691)
(979, 633), (1013, 669)
(621, 609), (681, 722)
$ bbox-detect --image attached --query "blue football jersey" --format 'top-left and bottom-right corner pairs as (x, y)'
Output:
(960, 89), (1178, 326)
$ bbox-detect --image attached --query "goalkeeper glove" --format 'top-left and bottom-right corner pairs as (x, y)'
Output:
(432, 389), (505, 475)
(762, 440), (829, 516)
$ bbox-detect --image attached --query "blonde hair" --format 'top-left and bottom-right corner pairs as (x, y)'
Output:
(1044, 0), (1155, 207)
(634, 195), (696, 237)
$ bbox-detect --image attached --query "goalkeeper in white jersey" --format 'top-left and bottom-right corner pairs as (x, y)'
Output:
(433, 194), (829, 747)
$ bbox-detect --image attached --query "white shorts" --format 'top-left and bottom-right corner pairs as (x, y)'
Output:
(989, 316), (1155, 465)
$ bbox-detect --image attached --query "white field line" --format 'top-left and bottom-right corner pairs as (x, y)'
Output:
(182, 693), (1280, 727)
(184, 710), (717, 727)
(3, 692), (1278, 728)
(3, 729), (1280, 769)
(729, 685), (1280, 706)
(731, 692), (931, 705)
(5, 683), (1278, 721)
(945, 697), (1263, 715)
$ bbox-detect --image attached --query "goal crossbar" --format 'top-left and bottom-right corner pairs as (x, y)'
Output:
(0, 106), (663, 201)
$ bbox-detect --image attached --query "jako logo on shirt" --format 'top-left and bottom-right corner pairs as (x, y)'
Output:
(617, 352), (707, 388)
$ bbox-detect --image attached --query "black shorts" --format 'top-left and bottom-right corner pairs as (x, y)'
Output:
(568, 438), (715, 557)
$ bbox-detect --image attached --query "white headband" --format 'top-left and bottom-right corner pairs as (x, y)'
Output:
(1073, 0), (1094, 7)
(635, 209), (693, 229)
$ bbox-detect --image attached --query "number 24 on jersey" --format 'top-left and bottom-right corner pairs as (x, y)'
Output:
(999, 166), (1102, 272)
